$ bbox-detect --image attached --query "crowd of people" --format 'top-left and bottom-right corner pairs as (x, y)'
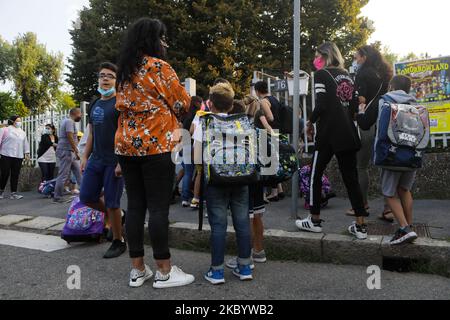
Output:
(0, 16), (425, 288)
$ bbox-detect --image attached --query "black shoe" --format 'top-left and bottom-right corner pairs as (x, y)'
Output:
(278, 192), (286, 200)
(103, 240), (127, 259)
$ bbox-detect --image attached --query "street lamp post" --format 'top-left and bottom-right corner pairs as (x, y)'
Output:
(291, 0), (301, 219)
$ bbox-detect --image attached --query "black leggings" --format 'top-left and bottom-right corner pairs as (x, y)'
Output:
(119, 153), (175, 260)
(0, 156), (23, 193)
(310, 145), (368, 217)
(39, 162), (56, 182)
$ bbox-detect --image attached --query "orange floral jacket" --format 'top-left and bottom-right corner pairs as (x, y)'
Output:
(115, 56), (191, 156)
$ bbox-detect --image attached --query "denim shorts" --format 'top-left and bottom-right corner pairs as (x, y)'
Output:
(80, 159), (124, 209)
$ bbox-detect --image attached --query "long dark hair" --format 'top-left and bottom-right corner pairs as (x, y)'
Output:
(117, 18), (167, 87)
(358, 45), (393, 83)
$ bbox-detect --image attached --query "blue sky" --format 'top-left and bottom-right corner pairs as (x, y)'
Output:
(1, 0), (449, 90)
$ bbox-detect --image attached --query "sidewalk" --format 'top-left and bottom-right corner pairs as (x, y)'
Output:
(1, 191), (449, 278)
(1, 191), (449, 240)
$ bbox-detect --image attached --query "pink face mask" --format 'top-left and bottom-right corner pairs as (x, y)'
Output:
(313, 56), (326, 70)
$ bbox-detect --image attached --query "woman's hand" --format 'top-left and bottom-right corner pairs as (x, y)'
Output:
(24, 154), (30, 162)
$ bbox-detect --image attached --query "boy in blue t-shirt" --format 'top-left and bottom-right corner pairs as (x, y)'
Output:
(80, 62), (126, 259)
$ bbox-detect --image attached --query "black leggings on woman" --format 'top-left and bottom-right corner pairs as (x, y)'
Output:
(38, 162), (56, 182)
(0, 156), (23, 193)
(119, 153), (175, 260)
(310, 145), (368, 217)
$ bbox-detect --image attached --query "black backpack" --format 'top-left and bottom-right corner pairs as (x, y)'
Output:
(266, 96), (294, 134)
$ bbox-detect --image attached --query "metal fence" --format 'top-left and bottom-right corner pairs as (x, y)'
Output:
(3, 102), (89, 166)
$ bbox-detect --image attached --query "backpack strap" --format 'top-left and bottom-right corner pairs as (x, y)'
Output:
(198, 166), (205, 231)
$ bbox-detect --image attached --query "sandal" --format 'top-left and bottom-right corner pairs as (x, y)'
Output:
(378, 210), (395, 223)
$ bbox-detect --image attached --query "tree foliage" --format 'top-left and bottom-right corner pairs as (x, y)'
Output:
(0, 36), (14, 83)
(0, 92), (30, 121)
(68, 0), (373, 100)
(10, 33), (64, 114)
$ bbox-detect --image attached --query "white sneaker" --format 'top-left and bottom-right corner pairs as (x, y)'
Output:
(0, 192), (4, 200)
(10, 193), (24, 200)
(348, 222), (368, 240)
(129, 265), (153, 288)
(295, 215), (323, 233)
(153, 266), (195, 289)
(182, 201), (190, 208)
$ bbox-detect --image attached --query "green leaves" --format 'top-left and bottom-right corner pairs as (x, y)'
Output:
(0, 92), (30, 121)
(4, 32), (64, 114)
(68, 0), (373, 100)
(0, 36), (14, 82)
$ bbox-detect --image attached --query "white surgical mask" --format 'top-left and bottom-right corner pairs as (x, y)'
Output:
(14, 122), (22, 128)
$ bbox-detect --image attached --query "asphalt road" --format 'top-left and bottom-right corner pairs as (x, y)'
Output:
(1, 231), (449, 300)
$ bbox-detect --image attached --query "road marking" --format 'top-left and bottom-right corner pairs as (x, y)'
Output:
(0, 229), (75, 252)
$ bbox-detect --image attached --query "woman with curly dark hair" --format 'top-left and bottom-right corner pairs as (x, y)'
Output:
(348, 45), (394, 221)
(115, 17), (194, 289)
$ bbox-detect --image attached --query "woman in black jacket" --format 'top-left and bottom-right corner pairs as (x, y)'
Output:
(37, 124), (58, 182)
(348, 45), (393, 221)
(296, 42), (369, 240)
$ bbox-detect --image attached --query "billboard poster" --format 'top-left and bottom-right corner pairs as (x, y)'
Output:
(395, 57), (450, 134)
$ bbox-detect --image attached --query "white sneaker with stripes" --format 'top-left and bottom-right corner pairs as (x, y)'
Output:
(296, 215), (323, 233)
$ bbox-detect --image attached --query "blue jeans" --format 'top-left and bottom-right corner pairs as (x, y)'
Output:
(206, 184), (252, 269)
(181, 163), (195, 201)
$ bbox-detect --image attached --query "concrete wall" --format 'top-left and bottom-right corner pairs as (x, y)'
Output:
(285, 152), (450, 200)
(12, 152), (450, 199)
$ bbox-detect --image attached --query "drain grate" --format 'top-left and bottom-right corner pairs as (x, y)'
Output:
(367, 222), (431, 238)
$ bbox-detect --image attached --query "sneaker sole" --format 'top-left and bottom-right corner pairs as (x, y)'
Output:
(153, 277), (195, 289)
(226, 263), (255, 270)
(204, 275), (226, 285)
(390, 233), (418, 246)
(232, 270), (253, 281)
(252, 257), (267, 264)
(296, 222), (323, 234)
(129, 271), (154, 288)
(348, 226), (368, 240)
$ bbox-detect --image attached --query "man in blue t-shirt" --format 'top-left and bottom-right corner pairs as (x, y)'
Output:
(80, 62), (126, 259)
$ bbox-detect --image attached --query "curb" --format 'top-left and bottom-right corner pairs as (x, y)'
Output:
(1, 215), (449, 277)
(164, 223), (450, 278)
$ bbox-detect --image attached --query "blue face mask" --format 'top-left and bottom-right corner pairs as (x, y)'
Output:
(98, 87), (116, 97)
(352, 60), (362, 73)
